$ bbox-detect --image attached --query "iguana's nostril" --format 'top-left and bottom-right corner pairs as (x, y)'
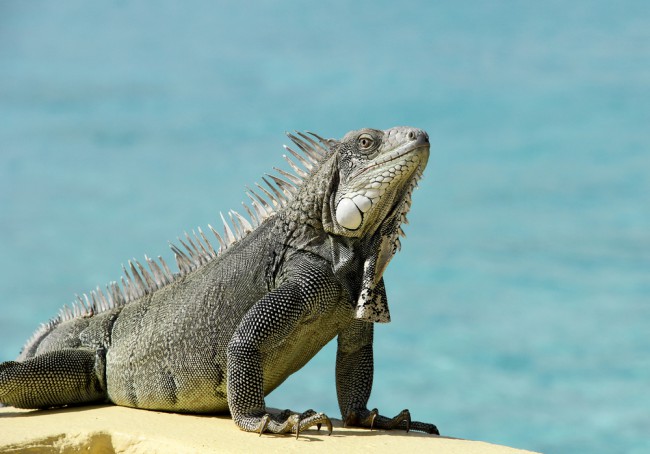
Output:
(408, 129), (429, 144)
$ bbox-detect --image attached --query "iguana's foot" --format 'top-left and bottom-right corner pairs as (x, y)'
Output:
(252, 409), (333, 438)
(343, 408), (439, 435)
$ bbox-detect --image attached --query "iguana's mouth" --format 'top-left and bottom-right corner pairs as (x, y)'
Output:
(350, 143), (429, 180)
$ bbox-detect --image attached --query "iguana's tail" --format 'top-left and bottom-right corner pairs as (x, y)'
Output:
(0, 349), (107, 409)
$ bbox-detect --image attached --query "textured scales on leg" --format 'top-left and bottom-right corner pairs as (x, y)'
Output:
(0, 127), (438, 436)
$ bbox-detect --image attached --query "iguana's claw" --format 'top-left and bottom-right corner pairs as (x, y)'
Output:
(388, 409), (411, 432)
(369, 408), (378, 430)
(343, 408), (379, 429)
(257, 414), (271, 436)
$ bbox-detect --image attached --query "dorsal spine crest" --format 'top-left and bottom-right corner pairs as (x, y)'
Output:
(18, 131), (333, 359)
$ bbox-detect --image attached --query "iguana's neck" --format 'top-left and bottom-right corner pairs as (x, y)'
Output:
(274, 154), (338, 247)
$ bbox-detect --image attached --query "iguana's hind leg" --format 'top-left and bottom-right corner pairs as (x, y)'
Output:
(0, 348), (107, 409)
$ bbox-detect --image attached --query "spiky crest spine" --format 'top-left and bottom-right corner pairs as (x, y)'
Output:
(19, 132), (331, 356)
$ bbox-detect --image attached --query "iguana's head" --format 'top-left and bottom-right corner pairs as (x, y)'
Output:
(310, 126), (430, 323)
(323, 126), (430, 238)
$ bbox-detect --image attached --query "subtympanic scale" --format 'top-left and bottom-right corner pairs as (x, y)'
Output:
(335, 193), (374, 230)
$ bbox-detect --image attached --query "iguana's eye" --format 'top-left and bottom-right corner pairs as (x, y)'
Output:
(358, 134), (374, 150)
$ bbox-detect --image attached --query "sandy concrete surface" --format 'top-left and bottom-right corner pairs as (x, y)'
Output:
(0, 405), (539, 453)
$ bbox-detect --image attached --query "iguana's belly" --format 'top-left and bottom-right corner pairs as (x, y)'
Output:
(105, 303), (351, 413)
(104, 254), (268, 413)
(105, 293), (353, 413)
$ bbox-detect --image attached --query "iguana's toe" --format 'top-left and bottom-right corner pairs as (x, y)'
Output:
(344, 407), (378, 430)
(386, 408), (411, 432)
(253, 409), (331, 437)
(344, 407), (438, 435)
(295, 411), (332, 438)
(411, 420), (440, 435)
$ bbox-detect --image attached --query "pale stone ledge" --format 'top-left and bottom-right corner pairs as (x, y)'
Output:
(0, 405), (539, 453)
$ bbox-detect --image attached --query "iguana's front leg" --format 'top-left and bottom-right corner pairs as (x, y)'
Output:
(226, 265), (335, 436)
(336, 318), (439, 435)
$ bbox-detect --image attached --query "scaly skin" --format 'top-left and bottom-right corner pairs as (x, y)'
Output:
(0, 126), (438, 436)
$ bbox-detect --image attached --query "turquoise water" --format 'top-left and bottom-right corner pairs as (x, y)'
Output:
(1, 1), (649, 452)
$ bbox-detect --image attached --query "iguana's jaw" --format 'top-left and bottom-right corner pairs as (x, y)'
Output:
(328, 128), (430, 238)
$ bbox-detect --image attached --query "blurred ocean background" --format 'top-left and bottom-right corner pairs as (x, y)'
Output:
(1, 1), (648, 452)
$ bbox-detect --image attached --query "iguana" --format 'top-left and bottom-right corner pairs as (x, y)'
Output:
(0, 126), (438, 436)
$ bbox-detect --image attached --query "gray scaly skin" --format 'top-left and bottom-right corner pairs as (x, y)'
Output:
(0, 126), (438, 436)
